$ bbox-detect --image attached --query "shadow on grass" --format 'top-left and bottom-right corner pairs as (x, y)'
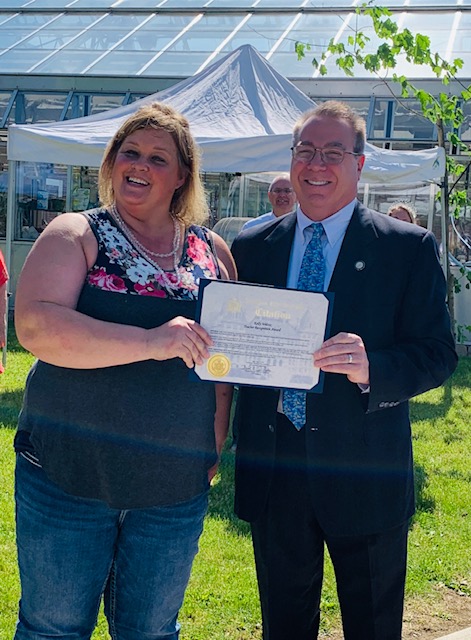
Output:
(413, 463), (435, 518)
(0, 389), (23, 429)
(410, 358), (470, 422)
(410, 379), (453, 422)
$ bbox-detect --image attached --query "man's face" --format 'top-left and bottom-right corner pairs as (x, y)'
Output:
(267, 178), (297, 217)
(290, 115), (365, 221)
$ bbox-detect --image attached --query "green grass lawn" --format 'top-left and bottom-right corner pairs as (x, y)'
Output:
(1, 329), (470, 639)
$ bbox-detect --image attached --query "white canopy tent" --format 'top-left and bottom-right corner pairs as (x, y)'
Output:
(8, 44), (445, 180)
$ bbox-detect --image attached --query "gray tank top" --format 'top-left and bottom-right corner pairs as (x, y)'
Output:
(15, 215), (218, 509)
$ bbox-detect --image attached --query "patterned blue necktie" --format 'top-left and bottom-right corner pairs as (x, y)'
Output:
(283, 223), (325, 429)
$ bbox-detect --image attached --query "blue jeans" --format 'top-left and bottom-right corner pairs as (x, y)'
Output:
(14, 453), (209, 640)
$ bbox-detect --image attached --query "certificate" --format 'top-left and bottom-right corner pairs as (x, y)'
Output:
(193, 279), (333, 391)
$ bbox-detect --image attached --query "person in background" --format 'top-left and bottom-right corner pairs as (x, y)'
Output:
(13, 102), (236, 640)
(388, 200), (418, 224)
(231, 101), (457, 640)
(240, 173), (297, 231)
(0, 248), (8, 373)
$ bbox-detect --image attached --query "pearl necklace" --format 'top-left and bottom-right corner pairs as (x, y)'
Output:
(109, 204), (182, 289)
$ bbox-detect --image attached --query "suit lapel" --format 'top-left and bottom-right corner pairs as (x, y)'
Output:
(328, 203), (379, 333)
(261, 213), (297, 288)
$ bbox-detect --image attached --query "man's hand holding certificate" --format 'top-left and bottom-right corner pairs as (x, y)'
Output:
(194, 279), (333, 392)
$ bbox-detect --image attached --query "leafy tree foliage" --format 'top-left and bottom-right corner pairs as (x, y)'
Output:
(295, 1), (471, 333)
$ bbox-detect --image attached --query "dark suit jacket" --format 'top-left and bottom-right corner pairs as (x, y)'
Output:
(231, 202), (457, 537)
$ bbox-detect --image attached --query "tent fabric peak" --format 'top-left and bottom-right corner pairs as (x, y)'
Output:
(7, 44), (445, 180)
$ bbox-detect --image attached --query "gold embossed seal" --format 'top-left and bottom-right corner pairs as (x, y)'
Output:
(207, 353), (231, 378)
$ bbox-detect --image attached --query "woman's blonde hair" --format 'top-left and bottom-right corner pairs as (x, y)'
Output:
(387, 201), (418, 223)
(98, 102), (208, 226)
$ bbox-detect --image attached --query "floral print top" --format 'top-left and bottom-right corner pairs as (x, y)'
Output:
(84, 208), (220, 299)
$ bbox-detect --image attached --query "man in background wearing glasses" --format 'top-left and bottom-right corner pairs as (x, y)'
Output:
(240, 173), (297, 232)
(231, 101), (457, 640)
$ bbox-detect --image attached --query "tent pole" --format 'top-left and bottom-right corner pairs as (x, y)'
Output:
(238, 175), (246, 217)
(440, 180), (449, 283)
(66, 165), (73, 212)
(3, 160), (16, 366)
(427, 184), (435, 232)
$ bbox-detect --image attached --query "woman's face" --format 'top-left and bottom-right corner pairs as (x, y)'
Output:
(111, 127), (186, 218)
(389, 207), (413, 223)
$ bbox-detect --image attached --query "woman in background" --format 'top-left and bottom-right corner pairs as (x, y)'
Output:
(13, 102), (236, 640)
(387, 201), (418, 224)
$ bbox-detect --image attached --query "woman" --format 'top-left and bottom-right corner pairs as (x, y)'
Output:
(387, 201), (418, 224)
(13, 102), (236, 640)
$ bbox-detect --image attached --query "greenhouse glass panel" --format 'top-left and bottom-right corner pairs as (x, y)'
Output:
(112, 14), (194, 53)
(143, 14), (246, 74)
(401, 12), (454, 55)
(88, 95), (127, 116)
(270, 12), (373, 77)
(23, 0), (80, 6)
(453, 12), (471, 62)
(33, 50), (109, 74)
(68, 0), (118, 6)
(15, 93), (70, 124)
(142, 50), (211, 76)
(62, 94), (89, 120)
(65, 29), (135, 51)
(161, 0), (214, 7)
(408, 0), (460, 5)
(0, 93), (12, 124)
(269, 49), (319, 78)
(459, 102), (471, 142)
(256, 0), (310, 6)
(15, 161), (68, 241)
(315, 14), (385, 78)
(0, 15), (60, 49)
(0, 14), (15, 26)
(72, 166), (100, 213)
(392, 101), (435, 141)
(0, 12), (58, 29)
(88, 51), (161, 75)
(15, 30), (89, 50)
(210, 0), (256, 7)
(0, 0), (29, 6)
(369, 100), (389, 140)
(118, 0), (162, 6)
(45, 13), (104, 27)
(223, 13), (296, 52)
(0, 50), (52, 73)
(340, 99), (370, 123)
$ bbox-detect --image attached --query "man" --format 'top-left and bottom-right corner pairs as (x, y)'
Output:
(240, 173), (296, 231)
(230, 101), (457, 640)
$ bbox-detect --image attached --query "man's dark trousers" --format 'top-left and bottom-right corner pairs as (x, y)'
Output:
(251, 414), (408, 640)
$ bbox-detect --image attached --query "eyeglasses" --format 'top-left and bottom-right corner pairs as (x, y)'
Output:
(291, 144), (361, 165)
(270, 188), (294, 195)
